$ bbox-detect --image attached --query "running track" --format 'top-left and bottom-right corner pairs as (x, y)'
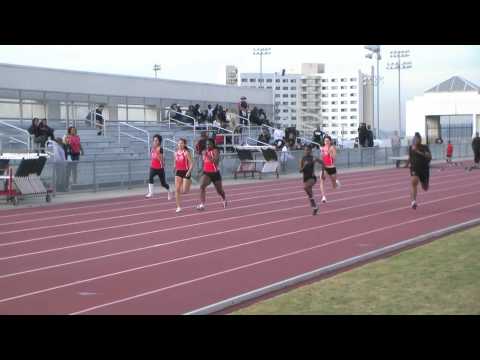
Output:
(0, 165), (479, 314)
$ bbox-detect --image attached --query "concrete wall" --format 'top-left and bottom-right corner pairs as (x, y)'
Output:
(406, 92), (480, 138)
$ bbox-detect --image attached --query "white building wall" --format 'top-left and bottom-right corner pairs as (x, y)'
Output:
(406, 92), (480, 138)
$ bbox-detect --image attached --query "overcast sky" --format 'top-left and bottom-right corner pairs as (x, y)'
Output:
(1, 45), (479, 131)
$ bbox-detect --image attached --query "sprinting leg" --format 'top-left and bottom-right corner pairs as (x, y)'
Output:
(213, 180), (227, 208)
(175, 176), (183, 212)
(411, 176), (419, 209)
(197, 175), (211, 210)
(304, 178), (318, 215)
(320, 171), (327, 203)
(182, 177), (192, 194)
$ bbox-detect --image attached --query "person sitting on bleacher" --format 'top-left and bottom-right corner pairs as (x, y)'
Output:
(28, 118), (42, 149)
(36, 118), (55, 151)
(257, 127), (271, 145)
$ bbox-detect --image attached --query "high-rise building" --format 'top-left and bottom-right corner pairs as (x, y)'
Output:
(226, 65), (238, 86)
(241, 64), (371, 140)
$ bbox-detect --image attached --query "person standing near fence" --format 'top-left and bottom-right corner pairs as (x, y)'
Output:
(319, 135), (341, 203)
(145, 134), (173, 200)
(300, 145), (323, 215)
(391, 130), (401, 157)
(174, 138), (193, 213)
(407, 132), (431, 210)
(64, 126), (84, 185)
(468, 132), (480, 171)
(445, 140), (454, 167)
(196, 139), (227, 211)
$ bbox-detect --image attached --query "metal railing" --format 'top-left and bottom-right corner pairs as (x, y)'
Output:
(117, 122), (150, 149)
(168, 109), (199, 139)
(229, 113), (251, 139)
(0, 120), (31, 152)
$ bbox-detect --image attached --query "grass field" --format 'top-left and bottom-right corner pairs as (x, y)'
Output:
(232, 226), (480, 315)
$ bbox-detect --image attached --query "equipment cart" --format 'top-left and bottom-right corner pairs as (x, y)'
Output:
(233, 145), (280, 179)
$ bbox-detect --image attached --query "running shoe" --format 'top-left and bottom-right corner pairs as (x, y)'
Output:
(167, 190), (172, 201)
(196, 204), (205, 211)
(176, 207), (182, 213)
(321, 196), (327, 203)
(313, 206), (319, 216)
(336, 180), (341, 188)
(223, 200), (228, 208)
(411, 201), (417, 210)
(145, 193), (153, 199)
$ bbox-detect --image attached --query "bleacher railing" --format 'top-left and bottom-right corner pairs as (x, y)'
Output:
(0, 120), (31, 152)
(117, 122), (150, 149)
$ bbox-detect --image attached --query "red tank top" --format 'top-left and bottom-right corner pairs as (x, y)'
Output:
(150, 147), (163, 169)
(68, 135), (81, 154)
(446, 144), (453, 156)
(203, 149), (218, 173)
(322, 145), (334, 167)
(175, 149), (189, 171)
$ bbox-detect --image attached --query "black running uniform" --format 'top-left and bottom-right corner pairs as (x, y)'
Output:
(409, 144), (431, 186)
(301, 155), (317, 183)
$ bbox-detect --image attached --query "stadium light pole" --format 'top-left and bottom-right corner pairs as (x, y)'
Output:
(364, 45), (381, 138)
(387, 50), (412, 137)
(253, 48), (271, 88)
(153, 64), (161, 79)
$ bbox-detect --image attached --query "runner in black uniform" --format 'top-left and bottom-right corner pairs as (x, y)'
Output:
(407, 133), (432, 209)
(300, 145), (323, 215)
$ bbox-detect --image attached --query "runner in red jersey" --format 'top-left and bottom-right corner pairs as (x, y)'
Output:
(174, 138), (194, 213)
(145, 134), (173, 199)
(319, 135), (341, 203)
(196, 139), (227, 210)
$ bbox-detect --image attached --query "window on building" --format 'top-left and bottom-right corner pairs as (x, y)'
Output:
(341, 116), (348, 119)
(275, 94), (280, 98)
(322, 101), (329, 105)
(350, 131), (357, 134)
(350, 85), (357, 89)
(283, 109), (289, 113)
(341, 109), (347, 112)
(258, 79), (264, 82)
(350, 93), (356, 96)
(341, 86), (347, 89)
(331, 131), (337, 135)
(341, 101), (347, 104)
(249, 79), (256, 82)
(331, 79), (337, 82)
(321, 79), (327, 82)
(323, 116), (329, 120)
(331, 109), (338, 112)
(291, 102), (297, 105)
(266, 79), (272, 83)
(331, 123), (338, 127)
(331, 86), (338, 90)
(275, 102), (281, 106)
(275, 116), (281, 120)
(341, 93), (347, 97)
(283, 87), (288, 90)
(241, 79), (247, 82)
(292, 116), (297, 120)
(290, 87), (296, 90)
(350, 123), (356, 127)
(350, 100), (357, 104)
(322, 109), (328, 113)
(291, 79), (296, 83)
(322, 94), (328, 98)
(331, 101), (338, 105)
(276, 79), (280, 83)
(291, 109), (296, 113)
(275, 86), (280, 90)
(322, 87), (328, 90)
(350, 116), (357, 120)
(282, 102), (289, 105)
(282, 94), (289, 98)
(341, 78), (347, 82)
(350, 108), (357, 112)
(283, 79), (288, 83)
(350, 78), (357, 81)
(291, 94), (296, 98)
(302, 102), (307, 106)
(331, 94), (338, 97)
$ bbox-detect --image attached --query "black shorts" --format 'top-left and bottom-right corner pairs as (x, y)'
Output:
(204, 171), (222, 183)
(411, 168), (430, 186)
(303, 175), (317, 184)
(474, 150), (480, 164)
(322, 167), (337, 176)
(176, 170), (191, 180)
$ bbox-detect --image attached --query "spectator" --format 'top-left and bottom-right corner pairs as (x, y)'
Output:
(366, 125), (374, 147)
(250, 107), (261, 126)
(238, 96), (249, 125)
(471, 132), (480, 170)
(358, 123), (368, 147)
(37, 118), (55, 150)
(64, 126), (84, 185)
(257, 127), (271, 145)
(280, 142), (290, 172)
(273, 124), (284, 144)
(258, 108), (270, 126)
(28, 118), (42, 150)
(216, 106), (228, 128)
(86, 105), (105, 136)
(47, 137), (68, 192)
(193, 104), (201, 119)
(391, 130), (401, 156)
(312, 126), (325, 148)
(207, 104), (214, 123)
(446, 140), (454, 166)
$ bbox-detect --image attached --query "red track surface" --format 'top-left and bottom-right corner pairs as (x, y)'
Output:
(0, 165), (479, 314)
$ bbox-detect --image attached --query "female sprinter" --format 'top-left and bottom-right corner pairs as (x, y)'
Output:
(319, 135), (341, 203)
(174, 138), (193, 213)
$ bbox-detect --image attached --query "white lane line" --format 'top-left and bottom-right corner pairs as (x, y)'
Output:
(0, 167), (394, 219)
(0, 169), (419, 233)
(69, 201), (480, 315)
(0, 190), (478, 305)
(184, 217), (480, 315)
(0, 171), (468, 241)
(1, 175), (473, 257)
